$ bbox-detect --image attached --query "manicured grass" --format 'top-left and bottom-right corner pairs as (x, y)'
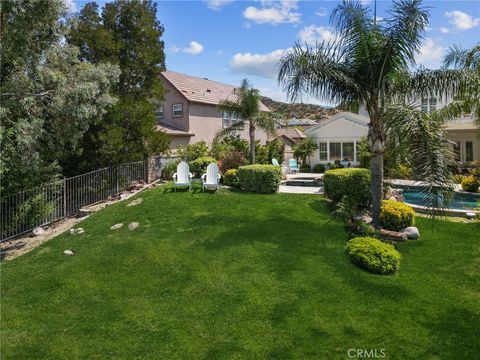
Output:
(1, 186), (479, 359)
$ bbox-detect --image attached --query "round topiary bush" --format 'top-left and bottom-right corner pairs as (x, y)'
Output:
(379, 200), (415, 231)
(223, 169), (239, 187)
(190, 156), (216, 177)
(461, 175), (479, 193)
(323, 168), (371, 208)
(237, 164), (282, 193)
(345, 237), (401, 274)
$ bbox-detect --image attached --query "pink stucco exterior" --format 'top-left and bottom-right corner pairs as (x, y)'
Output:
(158, 72), (270, 148)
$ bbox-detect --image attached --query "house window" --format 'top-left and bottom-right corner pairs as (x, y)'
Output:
(223, 111), (242, 128)
(329, 142), (342, 161)
(465, 141), (474, 162)
(453, 141), (461, 162)
(156, 105), (164, 122)
(173, 103), (183, 117)
(421, 97), (437, 114)
(319, 142), (328, 161)
(342, 142), (354, 161)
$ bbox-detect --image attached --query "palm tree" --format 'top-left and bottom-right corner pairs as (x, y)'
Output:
(278, 0), (471, 225)
(215, 79), (276, 164)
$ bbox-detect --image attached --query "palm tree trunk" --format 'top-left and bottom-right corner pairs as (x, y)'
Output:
(249, 123), (256, 164)
(368, 117), (385, 227)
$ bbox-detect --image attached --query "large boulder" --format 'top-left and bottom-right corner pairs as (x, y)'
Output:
(403, 226), (420, 240)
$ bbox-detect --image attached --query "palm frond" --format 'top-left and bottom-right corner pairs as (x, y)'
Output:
(383, 105), (455, 215)
(251, 112), (276, 136)
(443, 44), (480, 70)
(212, 121), (247, 144)
(277, 42), (360, 104)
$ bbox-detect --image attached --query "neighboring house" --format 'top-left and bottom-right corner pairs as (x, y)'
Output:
(276, 127), (306, 163)
(305, 98), (479, 167)
(282, 118), (318, 130)
(157, 71), (271, 148)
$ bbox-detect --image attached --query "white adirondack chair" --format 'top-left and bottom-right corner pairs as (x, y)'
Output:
(172, 161), (193, 191)
(201, 163), (221, 192)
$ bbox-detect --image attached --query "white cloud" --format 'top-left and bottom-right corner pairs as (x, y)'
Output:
(229, 49), (289, 79)
(415, 38), (446, 65)
(243, 0), (301, 25)
(172, 41), (204, 55)
(445, 10), (480, 30)
(64, 0), (77, 12)
(440, 27), (450, 34)
(316, 7), (326, 17)
(298, 25), (337, 46)
(206, 0), (234, 11)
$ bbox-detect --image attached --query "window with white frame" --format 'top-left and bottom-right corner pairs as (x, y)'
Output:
(319, 142), (328, 161)
(329, 142), (342, 161)
(156, 104), (164, 122)
(465, 141), (474, 162)
(173, 103), (183, 117)
(342, 142), (354, 161)
(421, 97), (437, 114)
(222, 111), (242, 128)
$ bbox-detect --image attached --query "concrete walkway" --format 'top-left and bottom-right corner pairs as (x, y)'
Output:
(279, 172), (324, 194)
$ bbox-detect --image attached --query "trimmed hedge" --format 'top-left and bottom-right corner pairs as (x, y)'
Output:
(238, 164), (282, 193)
(345, 237), (401, 275)
(461, 175), (479, 193)
(323, 168), (371, 207)
(312, 164), (326, 173)
(379, 200), (415, 231)
(190, 156), (216, 177)
(223, 169), (239, 187)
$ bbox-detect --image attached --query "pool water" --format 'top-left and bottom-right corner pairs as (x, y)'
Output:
(403, 190), (480, 210)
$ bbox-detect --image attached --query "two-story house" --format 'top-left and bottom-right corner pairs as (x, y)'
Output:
(157, 71), (271, 148)
(304, 98), (479, 167)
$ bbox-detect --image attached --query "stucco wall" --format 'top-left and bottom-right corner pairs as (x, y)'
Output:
(160, 78), (190, 131)
(188, 102), (270, 145)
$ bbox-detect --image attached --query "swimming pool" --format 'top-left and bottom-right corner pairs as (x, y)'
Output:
(402, 189), (480, 210)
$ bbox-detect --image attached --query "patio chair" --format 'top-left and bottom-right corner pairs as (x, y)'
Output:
(289, 159), (300, 173)
(272, 158), (280, 166)
(201, 163), (221, 192)
(173, 161), (193, 191)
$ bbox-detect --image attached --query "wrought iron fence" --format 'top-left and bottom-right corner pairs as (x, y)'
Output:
(1, 160), (146, 242)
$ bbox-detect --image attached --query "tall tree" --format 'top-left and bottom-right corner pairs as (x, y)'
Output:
(66, 0), (170, 170)
(0, 0), (119, 194)
(214, 79), (276, 164)
(278, 0), (472, 224)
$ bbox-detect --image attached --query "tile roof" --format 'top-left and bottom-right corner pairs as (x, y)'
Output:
(276, 127), (306, 140)
(161, 70), (269, 111)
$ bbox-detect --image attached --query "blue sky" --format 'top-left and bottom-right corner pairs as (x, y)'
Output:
(70, 0), (479, 105)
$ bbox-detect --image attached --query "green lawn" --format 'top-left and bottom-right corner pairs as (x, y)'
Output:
(1, 186), (479, 359)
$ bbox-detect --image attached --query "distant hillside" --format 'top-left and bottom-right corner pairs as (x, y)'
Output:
(261, 96), (338, 121)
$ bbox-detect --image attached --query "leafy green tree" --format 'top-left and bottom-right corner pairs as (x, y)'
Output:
(293, 138), (317, 163)
(278, 0), (472, 224)
(0, 0), (119, 193)
(66, 0), (170, 170)
(215, 79), (276, 164)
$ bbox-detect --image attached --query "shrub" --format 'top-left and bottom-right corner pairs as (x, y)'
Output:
(345, 237), (401, 275)
(293, 138), (317, 163)
(223, 169), (239, 187)
(161, 161), (180, 180)
(221, 149), (247, 171)
(357, 137), (372, 168)
(379, 200), (415, 231)
(461, 175), (480, 192)
(300, 163), (311, 173)
(177, 141), (209, 162)
(453, 174), (465, 184)
(312, 164), (326, 173)
(388, 164), (412, 179)
(190, 156), (216, 177)
(323, 168), (371, 208)
(238, 164), (282, 193)
(329, 159), (345, 170)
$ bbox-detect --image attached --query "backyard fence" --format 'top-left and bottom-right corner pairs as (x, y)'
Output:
(1, 160), (150, 242)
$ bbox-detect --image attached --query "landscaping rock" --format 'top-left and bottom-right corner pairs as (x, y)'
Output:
(128, 222), (139, 231)
(353, 215), (373, 224)
(127, 198), (143, 207)
(64, 250), (74, 256)
(70, 227), (85, 236)
(466, 212), (476, 220)
(380, 229), (407, 241)
(32, 227), (45, 236)
(388, 196), (397, 201)
(403, 226), (420, 240)
(110, 223), (123, 230)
